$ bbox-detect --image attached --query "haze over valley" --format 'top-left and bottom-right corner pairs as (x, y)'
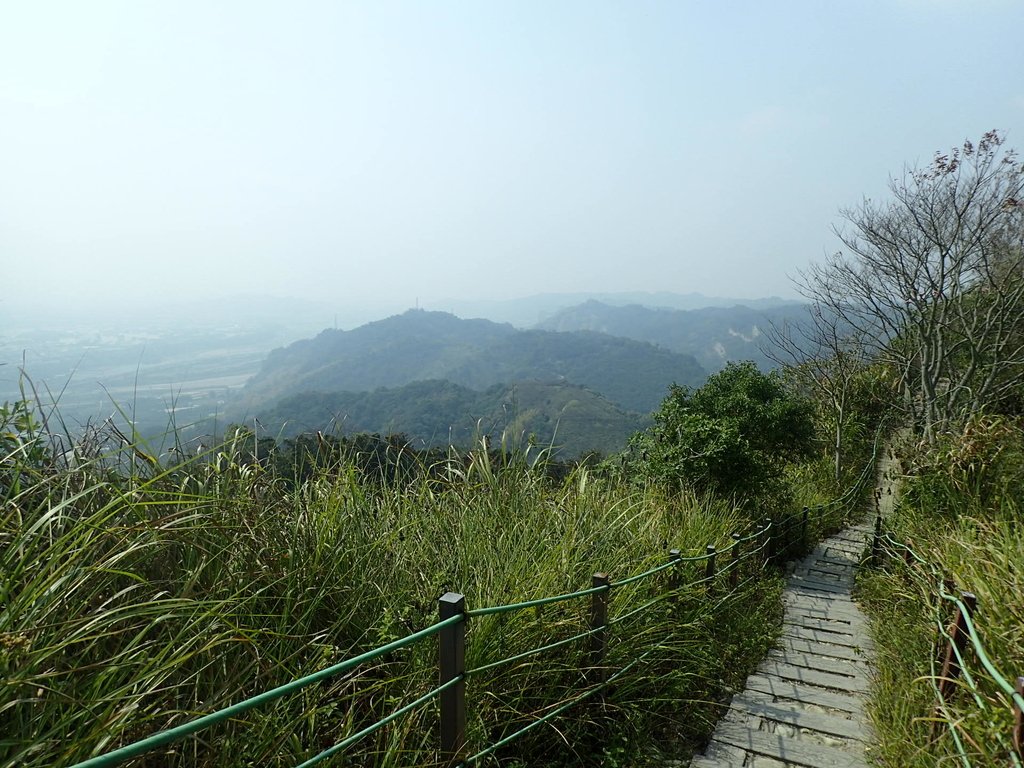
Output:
(1, 291), (805, 456)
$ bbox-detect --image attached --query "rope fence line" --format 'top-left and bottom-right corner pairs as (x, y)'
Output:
(66, 428), (887, 768)
(874, 530), (1024, 766)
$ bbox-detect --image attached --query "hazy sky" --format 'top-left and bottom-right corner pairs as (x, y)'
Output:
(2, 1), (1022, 317)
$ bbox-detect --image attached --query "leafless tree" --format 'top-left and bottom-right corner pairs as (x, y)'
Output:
(765, 304), (868, 483)
(797, 130), (1024, 443)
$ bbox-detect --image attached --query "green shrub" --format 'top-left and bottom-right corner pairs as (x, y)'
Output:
(624, 362), (815, 507)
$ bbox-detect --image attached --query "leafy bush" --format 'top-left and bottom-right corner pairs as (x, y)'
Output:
(624, 362), (815, 505)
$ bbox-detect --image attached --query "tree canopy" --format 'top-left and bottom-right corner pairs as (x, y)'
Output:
(626, 362), (815, 501)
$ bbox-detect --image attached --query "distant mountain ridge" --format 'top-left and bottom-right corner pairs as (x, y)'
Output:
(535, 300), (810, 372)
(436, 291), (803, 328)
(238, 302), (816, 457)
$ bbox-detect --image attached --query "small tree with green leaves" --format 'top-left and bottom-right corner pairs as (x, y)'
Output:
(627, 362), (815, 504)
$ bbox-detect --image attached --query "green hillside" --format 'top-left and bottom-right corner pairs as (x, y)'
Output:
(256, 379), (647, 457)
(242, 309), (706, 415)
(246, 310), (517, 398)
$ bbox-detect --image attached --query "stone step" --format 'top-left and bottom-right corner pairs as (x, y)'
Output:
(766, 649), (869, 678)
(781, 625), (871, 650)
(776, 635), (871, 663)
(788, 582), (861, 599)
(795, 566), (850, 581)
(784, 615), (867, 635)
(728, 695), (868, 741)
(743, 673), (865, 715)
(786, 610), (863, 627)
(707, 721), (869, 767)
(785, 613), (872, 638)
(755, 661), (870, 694)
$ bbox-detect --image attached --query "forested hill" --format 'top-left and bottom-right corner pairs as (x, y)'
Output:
(255, 379), (646, 457)
(536, 300), (810, 372)
(242, 309), (707, 414)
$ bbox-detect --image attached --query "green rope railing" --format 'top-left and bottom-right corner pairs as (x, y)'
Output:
(461, 647), (652, 765)
(465, 625), (604, 677)
(608, 557), (679, 587)
(66, 614), (464, 768)
(295, 675), (464, 768)
(465, 583), (609, 618)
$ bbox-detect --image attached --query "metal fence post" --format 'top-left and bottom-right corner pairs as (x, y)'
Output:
(801, 506), (809, 547)
(668, 548), (681, 598)
(589, 573), (610, 683)
(729, 533), (741, 588)
(438, 592), (466, 766)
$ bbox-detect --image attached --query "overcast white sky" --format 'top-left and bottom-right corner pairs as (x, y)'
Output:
(2, 1), (1022, 319)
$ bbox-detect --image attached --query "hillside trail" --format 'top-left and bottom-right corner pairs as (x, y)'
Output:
(687, 450), (901, 768)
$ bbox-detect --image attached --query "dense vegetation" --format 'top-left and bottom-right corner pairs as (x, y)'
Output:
(620, 362), (817, 505)
(829, 132), (1024, 767)
(241, 309), (706, 416)
(3, 389), (845, 768)
(254, 379), (646, 459)
(859, 417), (1024, 767)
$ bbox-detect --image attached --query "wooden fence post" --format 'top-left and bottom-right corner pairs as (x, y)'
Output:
(932, 591), (978, 738)
(438, 592), (466, 766)
(668, 548), (681, 599)
(1013, 676), (1024, 760)
(705, 545), (717, 597)
(729, 533), (741, 588)
(760, 517), (771, 565)
(589, 573), (610, 683)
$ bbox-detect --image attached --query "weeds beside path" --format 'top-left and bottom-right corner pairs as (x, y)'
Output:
(859, 420), (1024, 766)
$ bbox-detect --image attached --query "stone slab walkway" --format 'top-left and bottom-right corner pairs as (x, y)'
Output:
(690, 522), (876, 768)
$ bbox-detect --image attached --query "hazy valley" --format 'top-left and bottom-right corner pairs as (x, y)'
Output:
(2, 291), (804, 457)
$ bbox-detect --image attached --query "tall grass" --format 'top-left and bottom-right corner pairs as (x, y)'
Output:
(1, 407), (786, 767)
(858, 416), (1024, 767)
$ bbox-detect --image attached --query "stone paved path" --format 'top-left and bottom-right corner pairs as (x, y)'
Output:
(690, 522), (876, 768)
